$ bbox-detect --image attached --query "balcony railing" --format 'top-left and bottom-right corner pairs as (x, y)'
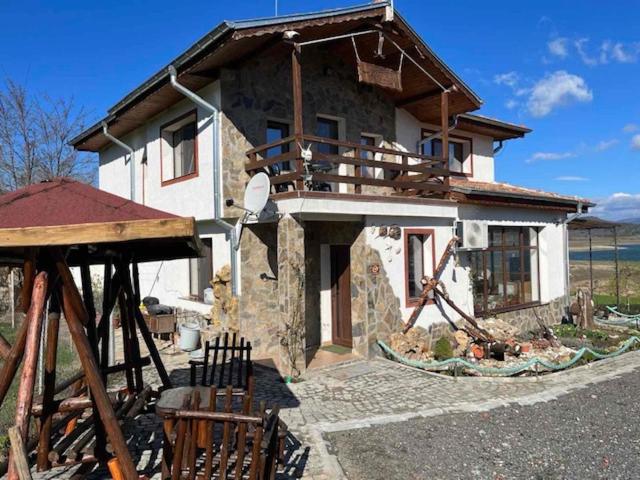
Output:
(245, 135), (450, 197)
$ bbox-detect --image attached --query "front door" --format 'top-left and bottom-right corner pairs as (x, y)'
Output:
(330, 245), (352, 348)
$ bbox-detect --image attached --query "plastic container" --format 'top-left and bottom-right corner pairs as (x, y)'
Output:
(203, 287), (214, 305)
(178, 322), (201, 352)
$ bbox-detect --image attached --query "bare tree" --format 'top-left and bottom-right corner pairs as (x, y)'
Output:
(0, 79), (95, 193)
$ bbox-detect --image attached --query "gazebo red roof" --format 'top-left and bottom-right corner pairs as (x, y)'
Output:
(0, 178), (200, 265)
(0, 178), (176, 228)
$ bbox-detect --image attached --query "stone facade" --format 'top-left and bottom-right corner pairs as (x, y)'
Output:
(219, 45), (398, 212)
(492, 297), (567, 332)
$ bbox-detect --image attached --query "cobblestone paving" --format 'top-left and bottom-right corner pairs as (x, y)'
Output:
(17, 344), (640, 480)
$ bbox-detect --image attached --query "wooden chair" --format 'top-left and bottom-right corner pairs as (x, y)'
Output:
(165, 387), (280, 480)
(190, 332), (253, 391)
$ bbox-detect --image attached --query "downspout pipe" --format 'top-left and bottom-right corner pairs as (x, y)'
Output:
(102, 122), (135, 201)
(416, 114), (459, 153)
(168, 65), (239, 296)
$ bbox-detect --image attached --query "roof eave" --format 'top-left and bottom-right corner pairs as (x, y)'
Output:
(452, 186), (594, 208)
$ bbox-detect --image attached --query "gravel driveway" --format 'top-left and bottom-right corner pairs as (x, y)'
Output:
(326, 370), (640, 480)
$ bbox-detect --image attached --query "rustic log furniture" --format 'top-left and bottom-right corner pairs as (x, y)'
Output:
(0, 179), (202, 479)
(189, 332), (253, 390)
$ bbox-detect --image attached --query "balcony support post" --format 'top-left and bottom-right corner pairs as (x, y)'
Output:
(441, 90), (450, 193)
(292, 44), (304, 190)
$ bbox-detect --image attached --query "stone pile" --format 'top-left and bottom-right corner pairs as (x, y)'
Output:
(388, 327), (434, 361)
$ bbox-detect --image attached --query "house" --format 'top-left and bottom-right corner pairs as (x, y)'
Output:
(71, 2), (592, 373)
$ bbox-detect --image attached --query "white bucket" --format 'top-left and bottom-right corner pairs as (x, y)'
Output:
(178, 322), (201, 352)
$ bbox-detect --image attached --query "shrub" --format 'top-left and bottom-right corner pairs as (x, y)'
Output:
(434, 336), (453, 360)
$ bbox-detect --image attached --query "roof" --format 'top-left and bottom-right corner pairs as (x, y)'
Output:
(0, 178), (201, 265)
(71, 1), (484, 152)
(450, 177), (594, 211)
(457, 113), (531, 141)
(568, 216), (622, 230)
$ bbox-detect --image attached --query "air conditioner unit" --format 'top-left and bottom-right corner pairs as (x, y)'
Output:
(456, 220), (488, 250)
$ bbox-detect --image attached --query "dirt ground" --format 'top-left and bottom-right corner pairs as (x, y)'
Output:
(570, 260), (640, 301)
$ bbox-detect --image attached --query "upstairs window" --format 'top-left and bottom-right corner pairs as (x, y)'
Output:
(161, 111), (198, 184)
(421, 130), (472, 176)
(316, 117), (340, 155)
(266, 120), (291, 172)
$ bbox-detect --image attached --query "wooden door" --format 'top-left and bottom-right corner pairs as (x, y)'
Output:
(330, 245), (352, 348)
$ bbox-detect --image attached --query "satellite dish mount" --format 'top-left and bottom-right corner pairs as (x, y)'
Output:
(230, 172), (272, 250)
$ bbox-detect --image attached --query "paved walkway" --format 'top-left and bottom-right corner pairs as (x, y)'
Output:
(19, 343), (640, 479)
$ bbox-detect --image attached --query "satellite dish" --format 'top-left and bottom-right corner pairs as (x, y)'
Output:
(243, 172), (270, 216)
(232, 172), (272, 251)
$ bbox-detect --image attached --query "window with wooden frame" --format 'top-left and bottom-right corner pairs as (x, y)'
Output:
(266, 120), (291, 172)
(421, 129), (472, 176)
(160, 111), (198, 185)
(404, 229), (436, 306)
(189, 237), (213, 301)
(316, 116), (340, 155)
(469, 226), (540, 315)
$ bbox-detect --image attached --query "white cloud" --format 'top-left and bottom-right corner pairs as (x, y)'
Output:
(632, 134), (640, 151)
(572, 38), (640, 65)
(555, 176), (588, 181)
(548, 38), (569, 58)
(505, 99), (519, 110)
(591, 192), (640, 220)
(595, 139), (619, 152)
(527, 151), (575, 163)
(493, 72), (519, 88)
(526, 71), (593, 117)
(623, 124), (638, 133)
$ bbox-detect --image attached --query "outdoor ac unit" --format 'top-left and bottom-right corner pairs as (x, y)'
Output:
(456, 220), (488, 250)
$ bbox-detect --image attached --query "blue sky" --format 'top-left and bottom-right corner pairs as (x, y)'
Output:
(1, 0), (638, 219)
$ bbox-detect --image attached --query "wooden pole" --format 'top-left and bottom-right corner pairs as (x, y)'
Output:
(19, 248), (37, 313)
(0, 317), (30, 407)
(100, 261), (113, 376)
(441, 90), (450, 192)
(292, 43), (304, 190)
(613, 226), (620, 308)
(588, 229), (593, 295)
(36, 291), (61, 471)
(117, 290), (136, 393)
(0, 332), (10, 360)
(8, 427), (32, 480)
(52, 249), (138, 479)
(10, 269), (15, 328)
(128, 262), (172, 389)
(8, 271), (48, 480)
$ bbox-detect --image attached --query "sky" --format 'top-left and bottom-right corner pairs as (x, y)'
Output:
(0, 0), (638, 219)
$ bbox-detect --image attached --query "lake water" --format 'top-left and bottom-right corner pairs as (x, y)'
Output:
(570, 243), (640, 262)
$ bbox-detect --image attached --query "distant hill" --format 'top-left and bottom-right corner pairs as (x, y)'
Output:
(620, 217), (640, 224)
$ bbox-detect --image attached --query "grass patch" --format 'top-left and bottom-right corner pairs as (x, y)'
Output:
(0, 321), (77, 460)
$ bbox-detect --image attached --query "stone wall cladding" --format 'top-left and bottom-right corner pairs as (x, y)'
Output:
(491, 298), (567, 332)
(238, 222), (280, 361)
(220, 45), (398, 210)
(351, 230), (406, 358)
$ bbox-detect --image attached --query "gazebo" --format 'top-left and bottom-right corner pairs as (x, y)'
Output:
(0, 178), (201, 478)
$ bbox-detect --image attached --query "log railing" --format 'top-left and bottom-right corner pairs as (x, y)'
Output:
(245, 134), (450, 197)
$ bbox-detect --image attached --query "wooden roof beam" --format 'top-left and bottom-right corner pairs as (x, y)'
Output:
(396, 87), (443, 107)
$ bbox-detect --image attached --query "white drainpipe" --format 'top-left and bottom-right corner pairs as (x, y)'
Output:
(102, 122), (135, 201)
(168, 65), (239, 296)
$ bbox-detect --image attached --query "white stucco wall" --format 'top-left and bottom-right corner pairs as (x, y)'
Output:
(394, 108), (495, 182)
(360, 205), (569, 331)
(99, 81), (221, 221)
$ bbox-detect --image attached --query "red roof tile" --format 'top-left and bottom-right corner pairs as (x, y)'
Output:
(0, 178), (177, 229)
(450, 178), (594, 206)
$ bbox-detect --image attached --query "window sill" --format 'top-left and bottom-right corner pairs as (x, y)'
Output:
(161, 171), (199, 187)
(406, 298), (435, 308)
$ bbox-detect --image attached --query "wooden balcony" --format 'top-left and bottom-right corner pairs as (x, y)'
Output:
(245, 135), (450, 199)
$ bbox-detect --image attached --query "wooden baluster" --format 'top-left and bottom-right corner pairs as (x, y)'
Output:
(245, 341), (252, 391)
(234, 394), (251, 478)
(354, 147), (362, 194)
(187, 391), (200, 479)
(248, 421), (263, 480)
(237, 337), (245, 389)
(227, 332), (237, 386)
(203, 387), (217, 479)
(201, 341), (210, 386)
(218, 333), (229, 388)
(171, 397), (191, 480)
(219, 386), (233, 477)
(209, 336), (220, 386)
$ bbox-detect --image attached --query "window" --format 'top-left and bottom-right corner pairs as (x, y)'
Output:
(189, 238), (213, 301)
(421, 130), (472, 175)
(404, 229), (435, 305)
(266, 120), (290, 172)
(360, 134), (377, 178)
(469, 226), (540, 314)
(316, 117), (340, 155)
(161, 111), (198, 184)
